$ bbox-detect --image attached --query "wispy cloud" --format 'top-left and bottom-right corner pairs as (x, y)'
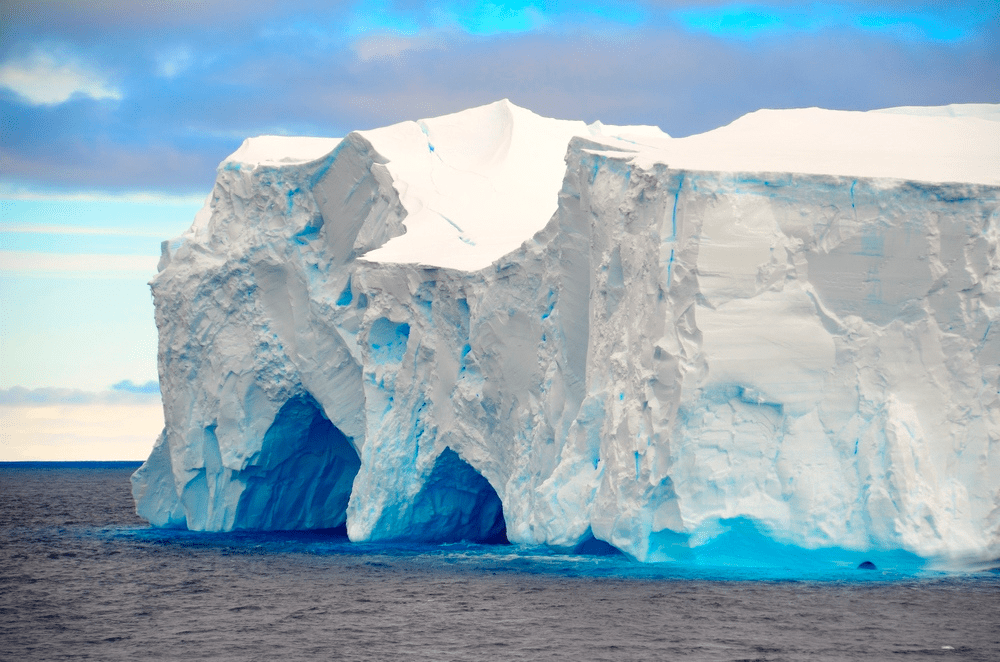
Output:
(0, 386), (162, 461)
(155, 45), (195, 78)
(352, 32), (446, 62)
(0, 250), (158, 274)
(111, 379), (160, 395)
(0, 385), (161, 406)
(0, 183), (207, 205)
(0, 46), (121, 106)
(0, 224), (168, 237)
(0, 1), (996, 195)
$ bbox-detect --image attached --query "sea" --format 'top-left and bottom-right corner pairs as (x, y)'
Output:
(2, 463), (998, 662)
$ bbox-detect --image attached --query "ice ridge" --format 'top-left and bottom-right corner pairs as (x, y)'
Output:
(133, 100), (1000, 566)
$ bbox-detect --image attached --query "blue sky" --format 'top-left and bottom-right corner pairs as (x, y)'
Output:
(1, 0), (997, 457)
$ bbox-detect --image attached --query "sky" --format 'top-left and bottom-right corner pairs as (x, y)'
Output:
(1, 0), (998, 459)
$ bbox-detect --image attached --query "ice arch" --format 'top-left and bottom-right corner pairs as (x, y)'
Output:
(232, 393), (361, 530)
(408, 448), (508, 543)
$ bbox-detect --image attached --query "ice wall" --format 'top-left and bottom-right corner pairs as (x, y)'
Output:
(133, 100), (1000, 565)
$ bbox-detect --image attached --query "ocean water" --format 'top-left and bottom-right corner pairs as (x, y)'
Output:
(2, 464), (998, 661)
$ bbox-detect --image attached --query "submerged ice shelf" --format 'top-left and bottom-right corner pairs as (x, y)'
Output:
(132, 100), (1000, 566)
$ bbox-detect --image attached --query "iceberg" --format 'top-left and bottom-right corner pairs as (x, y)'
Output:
(132, 100), (1000, 565)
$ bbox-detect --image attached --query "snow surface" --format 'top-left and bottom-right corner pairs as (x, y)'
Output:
(614, 106), (1000, 187)
(227, 135), (342, 167)
(134, 100), (1000, 566)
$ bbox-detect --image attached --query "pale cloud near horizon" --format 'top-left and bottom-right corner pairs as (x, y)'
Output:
(0, 184), (207, 205)
(0, 386), (161, 406)
(0, 386), (162, 461)
(0, 223), (168, 237)
(0, 402), (162, 461)
(0, 250), (159, 275)
(0, 46), (121, 106)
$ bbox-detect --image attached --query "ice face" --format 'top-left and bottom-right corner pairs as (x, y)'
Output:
(133, 100), (1000, 565)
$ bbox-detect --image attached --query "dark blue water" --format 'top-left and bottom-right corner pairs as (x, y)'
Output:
(2, 464), (998, 661)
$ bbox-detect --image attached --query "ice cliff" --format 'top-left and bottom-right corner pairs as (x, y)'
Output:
(132, 100), (1000, 565)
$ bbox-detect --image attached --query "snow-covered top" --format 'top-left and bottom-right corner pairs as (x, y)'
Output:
(214, 101), (998, 271)
(587, 120), (671, 141)
(873, 103), (1000, 122)
(615, 104), (1000, 187)
(357, 100), (592, 271)
(359, 100), (998, 271)
(226, 135), (342, 167)
(355, 100), (672, 271)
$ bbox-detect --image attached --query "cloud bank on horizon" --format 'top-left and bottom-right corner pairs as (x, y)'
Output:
(0, 0), (997, 459)
(2, 0), (997, 197)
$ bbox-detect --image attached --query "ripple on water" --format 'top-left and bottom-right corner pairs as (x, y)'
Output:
(2, 464), (999, 662)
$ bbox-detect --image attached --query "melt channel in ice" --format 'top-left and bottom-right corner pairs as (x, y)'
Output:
(132, 99), (1000, 568)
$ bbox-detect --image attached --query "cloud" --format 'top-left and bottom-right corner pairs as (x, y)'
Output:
(0, 396), (162, 461)
(0, 1), (996, 197)
(295, 24), (1000, 138)
(0, 183), (206, 205)
(0, 128), (228, 195)
(111, 379), (160, 394)
(0, 250), (159, 275)
(0, 223), (167, 237)
(352, 32), (446, 61)
(155, 46), (195, 78)
(0, 385), (161, 405)
(0, 47), (121, 105)
(0, 386), (162, 462)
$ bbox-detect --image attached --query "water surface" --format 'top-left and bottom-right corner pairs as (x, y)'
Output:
(2, 463), (998, 661)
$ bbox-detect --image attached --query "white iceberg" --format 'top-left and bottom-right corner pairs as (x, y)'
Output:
(132, 100), (1000, 565)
